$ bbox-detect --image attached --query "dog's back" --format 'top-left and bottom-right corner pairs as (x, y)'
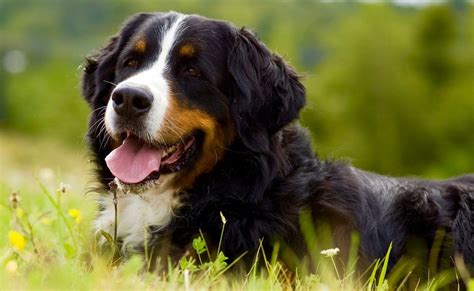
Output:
(326, 167), (474, 269)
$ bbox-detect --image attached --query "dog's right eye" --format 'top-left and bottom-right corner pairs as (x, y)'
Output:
(123, 58), (138, 68)
(183, 66), (201, 78)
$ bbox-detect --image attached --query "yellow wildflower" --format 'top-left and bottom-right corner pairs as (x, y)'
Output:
(8, 230), (26, 251)
(68, 208), (82, 224)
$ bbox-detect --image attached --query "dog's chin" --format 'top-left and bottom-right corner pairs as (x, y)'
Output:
(110, 174), (172, 194)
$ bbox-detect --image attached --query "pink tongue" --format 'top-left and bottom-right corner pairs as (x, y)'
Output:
(105, 136), (162, 184)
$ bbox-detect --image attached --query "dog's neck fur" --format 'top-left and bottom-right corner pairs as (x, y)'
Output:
(95, 175), (180, 252)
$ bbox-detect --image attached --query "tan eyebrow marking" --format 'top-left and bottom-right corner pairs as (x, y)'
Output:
(179, 43), (196, 57)
(134, 38), (146, 53)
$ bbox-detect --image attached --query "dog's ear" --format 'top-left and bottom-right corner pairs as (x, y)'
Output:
(81, 13), (151, 107)
(82, 36), (119, 107)
(227, 28), (305, 150)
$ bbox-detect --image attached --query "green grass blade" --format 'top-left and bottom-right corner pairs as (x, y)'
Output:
(377, 242), (392, 290)
(367, 259), (380, 291)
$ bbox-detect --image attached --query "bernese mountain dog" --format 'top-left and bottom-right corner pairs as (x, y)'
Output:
(82, 12), (473, 273)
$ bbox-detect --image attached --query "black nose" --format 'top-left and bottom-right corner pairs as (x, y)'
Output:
(111, 87), (153, 118)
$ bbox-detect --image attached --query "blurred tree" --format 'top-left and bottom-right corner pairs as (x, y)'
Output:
(0, 62), (5, 122)
(302, 4), (474, 177)
(415, 5), (456, 88)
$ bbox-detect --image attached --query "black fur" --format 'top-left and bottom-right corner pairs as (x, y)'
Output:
(82, 12), (474, 274)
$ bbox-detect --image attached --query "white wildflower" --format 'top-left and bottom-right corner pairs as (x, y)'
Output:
(5, 260), (18, 275)
(58, 182), (71, 194)
(320, 247), (340, 257)
(219, 211), (227, 225)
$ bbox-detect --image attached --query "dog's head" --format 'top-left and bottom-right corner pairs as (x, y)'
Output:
(82, 12), (305, 192)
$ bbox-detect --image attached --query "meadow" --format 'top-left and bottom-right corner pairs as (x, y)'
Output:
(1, 132), (473, 290)
(1, 1), (473, 290)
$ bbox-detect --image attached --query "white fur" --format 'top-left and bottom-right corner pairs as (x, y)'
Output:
(95, 176), (179, 251)
(105, 13), (187, 137)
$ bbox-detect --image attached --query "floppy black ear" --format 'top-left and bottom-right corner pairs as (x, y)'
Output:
(227, 28), (305, 150)
(82, 36), (119, 107)
(81, 13), (152, 107)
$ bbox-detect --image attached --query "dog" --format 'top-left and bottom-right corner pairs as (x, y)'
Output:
(82, 11), (473, 273)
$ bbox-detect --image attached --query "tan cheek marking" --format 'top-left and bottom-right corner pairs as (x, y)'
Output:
(134, 39), (146, 53)
(161, 98), (235, 189)
(179, 44), (196, 57)
(111, 138), (122, 150)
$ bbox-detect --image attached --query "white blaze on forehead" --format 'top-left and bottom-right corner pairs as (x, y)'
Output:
(105, 13), (187, 136)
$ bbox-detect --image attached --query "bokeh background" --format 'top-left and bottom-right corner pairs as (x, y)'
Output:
(1, 0), (473, 189)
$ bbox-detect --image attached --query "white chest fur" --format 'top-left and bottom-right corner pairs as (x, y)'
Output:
(95, 179), (179, 252)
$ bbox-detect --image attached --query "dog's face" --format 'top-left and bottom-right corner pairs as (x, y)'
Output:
(83, 12), (305, 192)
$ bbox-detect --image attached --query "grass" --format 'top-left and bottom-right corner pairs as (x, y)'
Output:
(1, 132), (473, 290)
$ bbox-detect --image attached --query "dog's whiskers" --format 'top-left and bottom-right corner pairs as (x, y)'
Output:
(162, 116), (187, 146)
(103, 80), (118, 87)
(89, 116), (105, 134)
(87, 106), (107, 122)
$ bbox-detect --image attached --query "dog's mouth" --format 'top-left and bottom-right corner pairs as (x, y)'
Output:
(105, 132), (196, 188)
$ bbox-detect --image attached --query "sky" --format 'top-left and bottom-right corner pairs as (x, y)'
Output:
(392, 0), (445, 5)
(322, 0), (472, 5)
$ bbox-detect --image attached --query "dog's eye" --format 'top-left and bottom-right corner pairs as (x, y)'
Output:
(183, 66), (200, 78)
(123, 58), (138, 68)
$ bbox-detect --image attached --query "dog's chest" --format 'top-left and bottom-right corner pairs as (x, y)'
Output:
(94, 184), (179, 251)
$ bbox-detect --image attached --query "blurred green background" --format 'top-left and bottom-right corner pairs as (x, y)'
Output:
(1, 0), (473, 179)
